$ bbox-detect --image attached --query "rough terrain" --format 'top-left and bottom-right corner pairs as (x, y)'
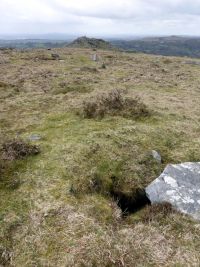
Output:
(1, 47), (200, 266)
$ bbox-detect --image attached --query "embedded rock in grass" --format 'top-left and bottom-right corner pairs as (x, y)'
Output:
(151, 150), (162, 163)
(28, 134), (42, 141)
(146, 162), (200, 220)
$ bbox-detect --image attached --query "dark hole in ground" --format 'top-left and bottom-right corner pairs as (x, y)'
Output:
(111, 188), (151, 216)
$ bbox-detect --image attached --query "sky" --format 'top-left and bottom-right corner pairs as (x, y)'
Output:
(1, 0), (200, 37)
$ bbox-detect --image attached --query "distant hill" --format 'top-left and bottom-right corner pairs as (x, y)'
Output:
(111, 36), (200, 58)
(0, 39), (69, 49)
(1, 35), (200, 58)
(68, 36), (115, 50)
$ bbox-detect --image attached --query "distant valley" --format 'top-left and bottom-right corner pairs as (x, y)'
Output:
(111, 36), (200, 58)
(1, 35), (200, 58)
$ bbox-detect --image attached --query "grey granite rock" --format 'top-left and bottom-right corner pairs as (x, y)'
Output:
(145, 162), (200, 220)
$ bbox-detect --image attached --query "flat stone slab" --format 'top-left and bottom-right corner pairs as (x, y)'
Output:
(146, 162), (200, 220)
(28, 134), (42, 141)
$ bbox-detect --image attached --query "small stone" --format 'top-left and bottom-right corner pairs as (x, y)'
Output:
(151, 150), (162, 163)
(29, 134), (42, 141)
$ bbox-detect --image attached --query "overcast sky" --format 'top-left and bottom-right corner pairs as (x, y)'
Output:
(1, 0), (200, 37)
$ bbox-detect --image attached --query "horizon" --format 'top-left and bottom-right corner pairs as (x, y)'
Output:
(1, 34), (200, 41)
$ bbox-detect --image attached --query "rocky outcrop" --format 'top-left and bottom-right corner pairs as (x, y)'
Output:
(68, 36), (115, 50)
(146, 162), (200, 220)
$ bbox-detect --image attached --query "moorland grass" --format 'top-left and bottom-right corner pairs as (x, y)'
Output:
(0, 48), (200, 266)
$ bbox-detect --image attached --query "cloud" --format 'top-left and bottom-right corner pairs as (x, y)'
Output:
(1, 0), (200, 36)
(41, 0), (200, 19)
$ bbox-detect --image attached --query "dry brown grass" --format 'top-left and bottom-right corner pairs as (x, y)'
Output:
(9, 204), (199, 267)
(141, 202), (175, 223)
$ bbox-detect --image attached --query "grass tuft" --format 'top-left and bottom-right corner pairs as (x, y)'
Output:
(141, 202), (175, 223)
(80, 89), (150, 119)
(1, 139), (40, 161)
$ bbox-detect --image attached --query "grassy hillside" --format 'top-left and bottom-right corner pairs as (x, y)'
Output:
(1, 47), (200, 266)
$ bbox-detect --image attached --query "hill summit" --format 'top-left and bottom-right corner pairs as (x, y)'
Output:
(68, 36), (114, 50)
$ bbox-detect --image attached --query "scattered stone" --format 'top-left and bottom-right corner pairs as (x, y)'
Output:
(29, 134), (42, 141)
(151, 150), (162, 163)
(146, 162), (200, 220)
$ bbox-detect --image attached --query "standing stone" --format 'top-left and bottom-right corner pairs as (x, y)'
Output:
(91, 54), (99, 62)
(145, 162), (200, 220)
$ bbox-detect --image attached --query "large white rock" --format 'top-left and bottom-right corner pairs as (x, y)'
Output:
(145, 162), (200, 220)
